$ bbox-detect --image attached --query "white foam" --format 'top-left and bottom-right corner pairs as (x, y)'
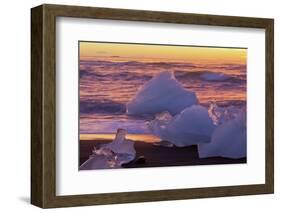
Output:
(200, 72), (229, 81)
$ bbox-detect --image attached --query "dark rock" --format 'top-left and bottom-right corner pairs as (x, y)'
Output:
(134, 156), (146, 164)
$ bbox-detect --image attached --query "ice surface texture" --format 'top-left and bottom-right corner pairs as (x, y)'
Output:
(208, 103), (242, 125)
(79, 129), (136, 170)
(127, 71), (198, 116)
(148, 105), (216, 147)
(198, 109), (246, 159)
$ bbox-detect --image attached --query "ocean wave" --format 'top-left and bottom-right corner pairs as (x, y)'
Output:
(175, 70), (245, 83)
(80, 60), (197, 70)
(80, 60), (144, 67)
(195, 64), (246, 71)
(79, 69), (92, 78)
(80, 69), (152, 82)
(147, 62), (196, 68)
(80, 100), (126, 114)
(80, 69), (244, 84)
(80, 60), (246, 84)
(200, 72), (229, 81)
(81, 60), (246, 73)
(222, 64), (246, 71)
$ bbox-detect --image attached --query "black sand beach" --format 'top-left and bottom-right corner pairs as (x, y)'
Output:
(79, 140), (246, 169)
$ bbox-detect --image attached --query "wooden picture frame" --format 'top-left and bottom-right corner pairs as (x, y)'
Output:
(31, 4), (274, 208)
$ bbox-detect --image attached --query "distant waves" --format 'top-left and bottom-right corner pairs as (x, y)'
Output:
(80, 68), (245, 84)
(80, 100), (126, 114)
(79, 59), (246, 116)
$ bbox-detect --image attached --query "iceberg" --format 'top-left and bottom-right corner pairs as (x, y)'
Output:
(79, 129), (136, 170)
(148, 105), (216, 147)
(127, 71), (198, 116)
(208, 103), (242, 125)
(198, 109), (246, 159)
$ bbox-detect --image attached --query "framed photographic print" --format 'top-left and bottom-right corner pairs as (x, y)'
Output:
(31, 4), (274, 208)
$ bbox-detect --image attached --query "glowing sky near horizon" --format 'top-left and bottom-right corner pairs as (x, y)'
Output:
(80, 42), (247, 64)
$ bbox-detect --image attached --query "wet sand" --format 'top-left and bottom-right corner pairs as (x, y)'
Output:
(79, 140), (246, 169)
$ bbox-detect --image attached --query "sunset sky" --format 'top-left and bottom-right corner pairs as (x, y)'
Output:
(79, 41), (247, 64)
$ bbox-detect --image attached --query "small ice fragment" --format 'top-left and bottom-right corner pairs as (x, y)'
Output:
(79, 153), (115, 170)
(127, 71), (198, 116)
(79, 129), (136, 170)
(148, 105), (215, 147)
(100, 129), (136, 156)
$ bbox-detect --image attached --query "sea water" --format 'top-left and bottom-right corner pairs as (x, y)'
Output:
(79, 57), (246, 138)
